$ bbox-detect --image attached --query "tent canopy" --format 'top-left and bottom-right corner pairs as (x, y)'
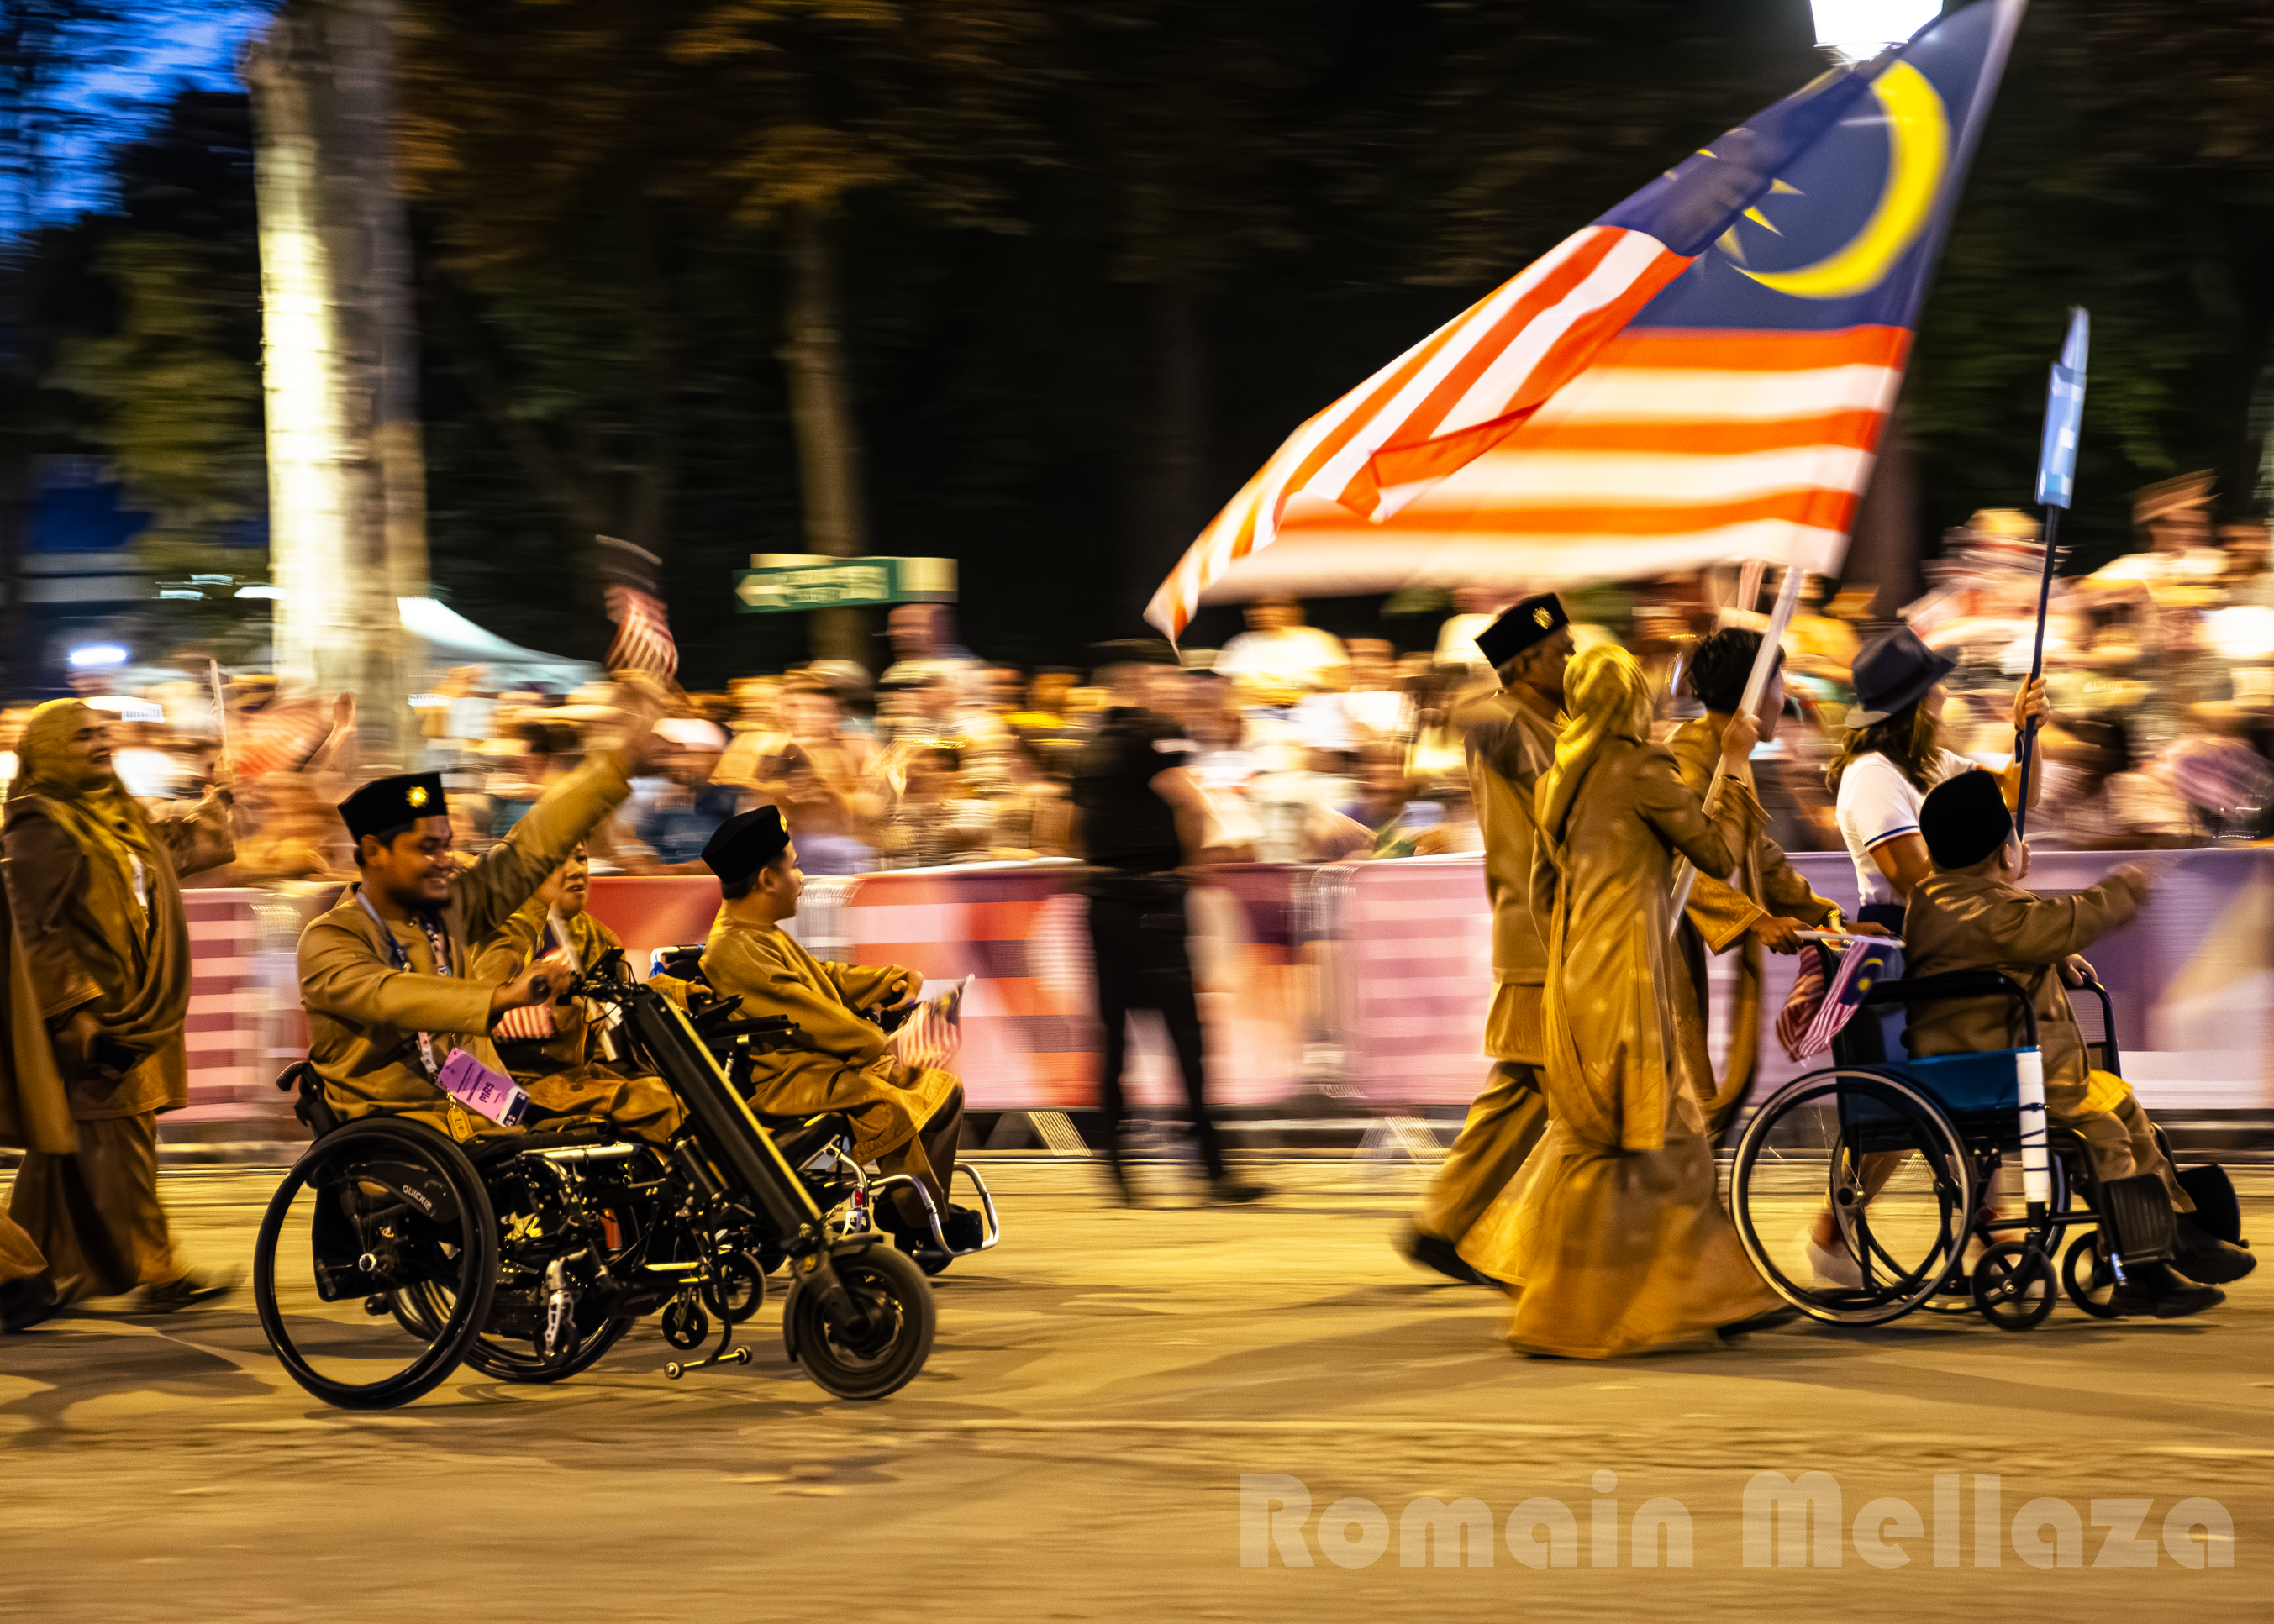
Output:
(399, 597), (597, 690)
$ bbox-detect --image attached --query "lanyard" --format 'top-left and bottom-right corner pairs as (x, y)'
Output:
(357, 891), (455, 1081)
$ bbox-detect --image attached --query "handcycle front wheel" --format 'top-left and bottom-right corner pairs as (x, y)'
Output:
(783, 1243), (936, 1401)
(253, 1117), (499, 1411)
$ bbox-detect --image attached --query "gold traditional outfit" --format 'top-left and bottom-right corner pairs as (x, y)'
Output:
(702, 915), (962, 1211)
(1665, 716), (1842, 1126)
(469, 896), (683, 1143)
(0, 869), (75, 1298)
(1414, 690), (1557, 1256)
(2, 700), (234, 1301)
(1503, 647), (1780, 1357)
(298, 757), (637, 1141)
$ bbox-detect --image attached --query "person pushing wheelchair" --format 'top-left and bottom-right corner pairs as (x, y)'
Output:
(697, 807), (982, 1262)
(1905, 770), (2254, 1317)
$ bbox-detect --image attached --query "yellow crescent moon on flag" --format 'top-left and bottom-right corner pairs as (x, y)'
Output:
(1736, 60), (1950, 299)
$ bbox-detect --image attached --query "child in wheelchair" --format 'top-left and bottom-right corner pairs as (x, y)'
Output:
(1904, 769), (2254, 1317)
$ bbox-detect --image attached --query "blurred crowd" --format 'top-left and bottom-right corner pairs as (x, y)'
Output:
(9, 471), (2274, 886)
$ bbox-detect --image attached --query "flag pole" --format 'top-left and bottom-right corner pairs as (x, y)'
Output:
(1667, 562), (1803, 931)
(2013, 307), (2090, 843)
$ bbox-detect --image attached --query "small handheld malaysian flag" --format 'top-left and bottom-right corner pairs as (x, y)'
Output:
(1777, 938), (1903, 1063)
(887, 976), (972, 1071)
(596, 534), (678, 683)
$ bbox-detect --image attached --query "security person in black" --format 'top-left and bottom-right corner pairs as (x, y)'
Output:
(1073, 639), (1267, 1206)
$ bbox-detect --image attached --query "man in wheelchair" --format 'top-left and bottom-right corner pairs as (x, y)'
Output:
(297, 681), (683, 1145)
(1905, 770), (2254, 1315)
(696, 807), (982, 1258)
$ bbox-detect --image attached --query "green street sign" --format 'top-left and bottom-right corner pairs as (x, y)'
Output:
(733, 554), (957, 613)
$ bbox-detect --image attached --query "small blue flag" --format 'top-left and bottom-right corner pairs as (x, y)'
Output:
(2034, 307), (2090, 508)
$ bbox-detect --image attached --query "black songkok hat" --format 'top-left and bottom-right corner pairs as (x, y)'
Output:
(338, 773), (449, 844)
(703, 805), (791, 886)
(1919, 769), (2013, 870)
(1474, 594), (1569, 670)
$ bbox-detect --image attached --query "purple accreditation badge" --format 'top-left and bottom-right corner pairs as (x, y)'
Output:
(435, 1047), (530, 1127)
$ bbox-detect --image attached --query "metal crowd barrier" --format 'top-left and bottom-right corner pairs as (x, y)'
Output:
(166, 846), (2274, 1142)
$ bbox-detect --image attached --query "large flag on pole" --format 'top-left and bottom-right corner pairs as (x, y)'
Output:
(1147, 0), (2024, 639)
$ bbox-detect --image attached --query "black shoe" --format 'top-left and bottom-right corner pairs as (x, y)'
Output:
(0, 1275), (61, 1334)
(2107, 1262), (2225, 1320)
(1102, 1160), (1142, 1208)
(1400, 1224), (1492, 1287)
(1206, 1174), (1271, 1206)
(942, 1205), (986, 1253)
(2175, 1214), (2256, 1285)
(133, 1266), (242, 1314)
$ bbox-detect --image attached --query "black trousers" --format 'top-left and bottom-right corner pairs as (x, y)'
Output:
(1087, 889), (1226, 1179)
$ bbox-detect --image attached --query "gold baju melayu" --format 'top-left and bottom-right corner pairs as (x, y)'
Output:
(2, 700), (234, 1302)
(1413, 687), (1559, 1260)
(1665, 716), (1841, 1127)
(470, 894), (682, 1142)
(297, 756), (676, 1143)
(1501, 647), (1781, 1357)
(702, 916), (962, 1221)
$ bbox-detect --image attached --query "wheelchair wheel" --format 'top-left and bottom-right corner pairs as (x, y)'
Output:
(2061, 1231), (2122, 1319)
(254, 1118), (498, 1411)
(1971, 1240), (2056, 1330)
(701, 1252), (766, 1324)
(461, 1312), (636, 1384)
(784, 1243), (935, 1401)
(1731, 1070), (1974, 1326)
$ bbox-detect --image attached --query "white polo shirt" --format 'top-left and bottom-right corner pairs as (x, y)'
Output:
(1835, 746), (2008, 907)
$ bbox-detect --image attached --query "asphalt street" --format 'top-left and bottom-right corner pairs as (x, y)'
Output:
(3, 1158), (2268, 1621)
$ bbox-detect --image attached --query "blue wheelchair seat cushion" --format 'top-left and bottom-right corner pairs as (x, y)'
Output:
(1896, 1049), (2025, 1115)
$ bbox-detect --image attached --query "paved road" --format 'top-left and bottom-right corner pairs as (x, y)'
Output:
(3, 1159), (2268, 1621)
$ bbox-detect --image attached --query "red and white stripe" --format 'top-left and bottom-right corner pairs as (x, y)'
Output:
(1145, 271), (1908, 638)
(605, 585), (679, 683)
(1148, 225), (1688, 637)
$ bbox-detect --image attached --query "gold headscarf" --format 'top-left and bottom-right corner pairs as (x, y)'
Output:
(3, 699), (190, 1069)
(1534, 643), (1655, 843)
(9, 699), (161, 891)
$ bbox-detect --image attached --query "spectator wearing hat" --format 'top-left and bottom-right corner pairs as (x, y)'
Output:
(1903, 770), (2251, 1315)
(697, 807), (981, 1259)
(1401, 595), (1570, 1286)
(1072, 639), (1267, 1206)
(1827, 623), (2050, 932)
(297, 680), (669, 1143)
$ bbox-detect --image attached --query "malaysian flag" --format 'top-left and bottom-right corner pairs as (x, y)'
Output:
(887, 975), (972, 1072)
(597, 535), (678, 682)
(1147, 2), (2023, 637)
(1777, 938), (1903, 1063)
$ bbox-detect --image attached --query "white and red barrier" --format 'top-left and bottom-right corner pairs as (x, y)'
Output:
(169, 846), (2274, 1138)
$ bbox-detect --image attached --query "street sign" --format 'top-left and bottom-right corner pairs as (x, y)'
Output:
(732, 554), (957, 613)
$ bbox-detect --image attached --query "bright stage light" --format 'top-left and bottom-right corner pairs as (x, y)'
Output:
(1811, 0), (1940, 60)
(68, 644), (129, 670)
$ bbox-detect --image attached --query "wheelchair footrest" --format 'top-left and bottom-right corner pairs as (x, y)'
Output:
(2099, 1173), (2177, 1268)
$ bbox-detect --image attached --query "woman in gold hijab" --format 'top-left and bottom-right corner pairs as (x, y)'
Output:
(1499, 644), (1782, 1356)
(2, 698), (235, 1310)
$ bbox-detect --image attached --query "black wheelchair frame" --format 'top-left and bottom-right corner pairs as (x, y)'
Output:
(252, 949), (941, 1410)
(1731, 961), (2177, 1331)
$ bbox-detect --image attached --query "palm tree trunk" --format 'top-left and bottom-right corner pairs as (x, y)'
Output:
(245, 0), (424, 765)
(780, 199), (870, 665)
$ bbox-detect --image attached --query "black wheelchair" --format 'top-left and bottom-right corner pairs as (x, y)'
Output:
(253, 950), (944, 1410)
(648, 943), (1000, 1278)
(1729, 962), (2242, 1330)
